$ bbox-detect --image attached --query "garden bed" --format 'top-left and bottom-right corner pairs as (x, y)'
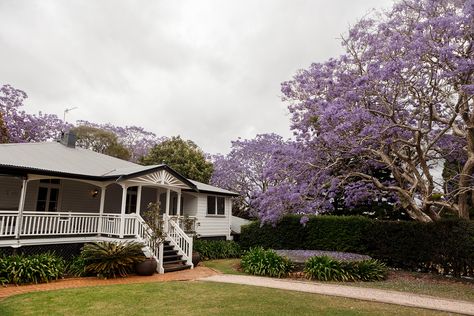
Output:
(275, 250), (371, 263)
(275, 249), (372, 271)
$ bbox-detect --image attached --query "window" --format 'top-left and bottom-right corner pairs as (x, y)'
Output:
(207, 196), (225, 215)
(36, 179), (61, 212)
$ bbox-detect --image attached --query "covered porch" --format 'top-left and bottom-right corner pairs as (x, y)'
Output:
(0, 169), (199, 244)
(0, 167), (198, 273)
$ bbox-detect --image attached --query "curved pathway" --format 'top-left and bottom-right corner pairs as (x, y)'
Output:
(200, 274), (474, 315)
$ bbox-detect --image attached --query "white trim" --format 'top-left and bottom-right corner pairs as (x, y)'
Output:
(125, 170), (191, 189)
(119, 184), (128, 238)
(15, 179), (28, 238)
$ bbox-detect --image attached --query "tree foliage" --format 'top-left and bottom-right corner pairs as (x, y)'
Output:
(0, 84), (69, 143)
(211, 133), (286, 217)
(76, 120), (160, 162)
(140, 136), (213, 183)
(72, 125), (131, 160)
(0, 84), (160, 162)
(254, 0), (473, 223)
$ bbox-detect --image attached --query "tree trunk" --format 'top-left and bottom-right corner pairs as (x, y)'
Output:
(458, 157), (474, 219)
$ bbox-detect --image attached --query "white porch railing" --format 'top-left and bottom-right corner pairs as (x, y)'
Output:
(0, 211), (18, 237)
(0, 211), (193, 274)
(169, 215), (198, 234)
(165, 214), (193, 267)
(21, 211), (101, 236)
(0, 212), (140, 238)
(136, 215), (164, 274)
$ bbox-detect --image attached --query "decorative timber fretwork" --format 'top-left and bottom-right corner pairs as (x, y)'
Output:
(125, 170), (191, 189)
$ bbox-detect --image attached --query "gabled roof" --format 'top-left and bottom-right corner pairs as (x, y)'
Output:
(0, 141), (238, 196)
(187, 180), (239, 197)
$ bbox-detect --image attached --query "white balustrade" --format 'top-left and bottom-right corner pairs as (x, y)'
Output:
(20, 212), (100, 236)
(0, 211), (192, 274)
(0, 211), (139, 238)
(0, 211), (18, 237)
(165, 214), (193, 267)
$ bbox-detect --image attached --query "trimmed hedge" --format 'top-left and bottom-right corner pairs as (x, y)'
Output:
(193, 240), (241, 260)
(240, 215), (474, 277)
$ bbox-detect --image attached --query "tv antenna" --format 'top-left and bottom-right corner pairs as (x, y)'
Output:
(63, 107), (78, 122)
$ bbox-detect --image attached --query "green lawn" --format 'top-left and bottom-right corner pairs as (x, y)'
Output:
(202, 259), (474, 302)
(0, 281), (450, 316)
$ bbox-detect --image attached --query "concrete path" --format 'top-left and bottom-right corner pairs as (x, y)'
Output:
(200, 274), (474, 315)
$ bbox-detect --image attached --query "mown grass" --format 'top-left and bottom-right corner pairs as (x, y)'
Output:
(203, 259), (474, 302)
(0, 281), (449, 316)
(201, 258), (246, 275)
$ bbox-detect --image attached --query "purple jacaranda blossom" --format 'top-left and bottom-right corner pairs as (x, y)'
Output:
(279, 0), (473, 222)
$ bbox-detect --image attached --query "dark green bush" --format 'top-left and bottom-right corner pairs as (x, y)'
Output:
(66, 255), (89, 277)
(240, 215), (371, 253)
(304, 256), (351, 281)
(240, 247), (293, 278)
(354, 259), (387, 281)
(193, 240), (241, 260)
(240, 216), (474, 277)
(81, 241), (145, 278)
(304, 256), (387, 282)
(0, 252), (65, 285)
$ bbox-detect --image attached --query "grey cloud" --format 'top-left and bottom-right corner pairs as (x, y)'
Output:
(0, 0), (393, 154)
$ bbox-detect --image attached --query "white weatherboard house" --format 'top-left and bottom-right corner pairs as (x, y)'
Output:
(0, 132), (238, 273)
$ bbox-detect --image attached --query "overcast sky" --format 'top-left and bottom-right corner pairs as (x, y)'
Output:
(0, 0), (393, 154)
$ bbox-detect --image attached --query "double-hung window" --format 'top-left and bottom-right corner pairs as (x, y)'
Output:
(207, 196), (225, 215)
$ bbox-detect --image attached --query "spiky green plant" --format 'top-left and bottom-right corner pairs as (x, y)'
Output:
(354, 259), (388, 281)
(304, 256), (352, 281)
(0, 252), (65, 285)
(81, 241), (145, 279)
(240, 247), (293, 278)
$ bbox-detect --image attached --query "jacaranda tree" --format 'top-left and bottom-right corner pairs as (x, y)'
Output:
(257, 0), (473, 223)
(0, 84), (69, 143)
(1, 84), (161, 162)
(211, 133), (287, 218)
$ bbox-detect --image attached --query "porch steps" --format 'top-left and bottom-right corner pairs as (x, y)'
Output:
(162, 241), (192, 273)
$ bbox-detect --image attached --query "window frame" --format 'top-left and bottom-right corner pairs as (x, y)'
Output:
(36, 179), (62, 212)
(207, 195), (226, 216)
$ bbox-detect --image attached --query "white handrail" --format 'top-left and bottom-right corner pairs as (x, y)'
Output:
(136, 215), (164, 273)
(164, 214), (193, 268)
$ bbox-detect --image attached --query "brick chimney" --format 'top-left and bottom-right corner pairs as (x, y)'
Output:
(60, 131), (77, 148)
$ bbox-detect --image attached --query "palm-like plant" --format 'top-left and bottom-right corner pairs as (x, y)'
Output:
(81, 241), (145, 278)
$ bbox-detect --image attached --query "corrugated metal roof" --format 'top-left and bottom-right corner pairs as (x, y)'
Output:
(189, 180), (239, 196)
(0, 141), (238, 195)
(0, 142), (155, 177)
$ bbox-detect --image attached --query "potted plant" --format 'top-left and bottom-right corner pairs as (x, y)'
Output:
(135, 202), (166, 276)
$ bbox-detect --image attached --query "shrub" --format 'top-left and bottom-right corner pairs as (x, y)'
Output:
(304, 256), (387, 282)
(81, 241), (146, 278)
(304, 256), (351, 281)
(0, 252), (65, 285)
(240, 215), (372, 253)
(66, 255), (89, 277)
(240, 215), (474, 277)
(193, 240), (241, 260)
(240, 247), (293, 278)
(354, 259), (387, 281)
